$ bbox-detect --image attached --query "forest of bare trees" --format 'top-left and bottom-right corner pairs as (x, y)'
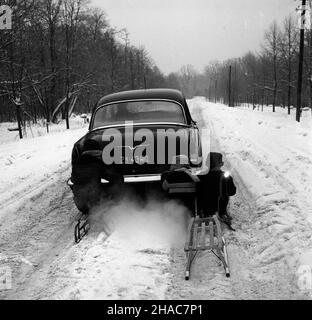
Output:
(0, 0), (167, 129)
(1, 1), (311, 133)
(202, 15), (303, 113)
(166, 12), (312, 117)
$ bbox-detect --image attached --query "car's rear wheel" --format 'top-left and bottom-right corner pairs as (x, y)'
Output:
(72, 178), (102, 214)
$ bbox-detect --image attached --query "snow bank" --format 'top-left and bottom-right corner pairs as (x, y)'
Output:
(0, 124), (88, 219)
(189, 97), (312, 294)
(0, 116), (88, 145)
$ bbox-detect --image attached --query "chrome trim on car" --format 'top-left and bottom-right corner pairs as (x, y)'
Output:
(89, 122), (190, 132)
(100, 174), (162, 184)
(69, 174), (162, 187)
(124, 174), (162, 183)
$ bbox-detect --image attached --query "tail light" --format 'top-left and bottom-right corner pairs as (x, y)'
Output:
(189, 128), (202, 166)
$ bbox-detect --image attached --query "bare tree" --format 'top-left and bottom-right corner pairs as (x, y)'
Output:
(263, 21), (281, 112)
(279, 15), (298, 114)
(44, 0), (63, 122)
(0, 0), (167, 126)
(62, 0), (83, 129)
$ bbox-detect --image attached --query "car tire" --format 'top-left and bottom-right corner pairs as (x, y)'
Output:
(72, 178), (102, 214)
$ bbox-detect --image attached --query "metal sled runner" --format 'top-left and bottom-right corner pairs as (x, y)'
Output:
(184, 215), (230, 280)
(74, 215), (90, 244)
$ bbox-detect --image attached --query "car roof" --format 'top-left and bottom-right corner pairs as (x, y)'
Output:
(96, 89), (186, 107)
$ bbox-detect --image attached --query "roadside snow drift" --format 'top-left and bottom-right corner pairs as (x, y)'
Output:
(0, 126), (87, 219)
(189, 98), (312, 298)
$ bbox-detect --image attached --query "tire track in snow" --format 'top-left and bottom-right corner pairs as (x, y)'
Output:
(0, 167), (78, 300)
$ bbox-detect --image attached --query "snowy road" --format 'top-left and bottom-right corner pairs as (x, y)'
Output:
(0, 99), (311, 299)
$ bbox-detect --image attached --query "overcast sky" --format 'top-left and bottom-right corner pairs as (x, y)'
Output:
(91, 0), (298, 74)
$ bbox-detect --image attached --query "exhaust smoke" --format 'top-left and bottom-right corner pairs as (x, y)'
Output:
(89, 187), (190, 249)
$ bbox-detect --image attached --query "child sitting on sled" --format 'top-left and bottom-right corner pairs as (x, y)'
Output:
(199, 152), (236, 225)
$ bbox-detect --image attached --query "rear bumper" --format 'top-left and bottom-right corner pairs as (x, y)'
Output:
(67, 174), (162, 187)
(68, 168), (205, 188)
(122, 174), (162, 183)
(101, 174), (162, 184)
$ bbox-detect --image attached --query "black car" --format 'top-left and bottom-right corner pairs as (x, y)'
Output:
(69, 89), (209, 215)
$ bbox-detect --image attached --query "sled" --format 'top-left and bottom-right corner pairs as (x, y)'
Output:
(184, 215), (230, 280)
(163, 170), (231, 280)
(74, 215), (90, 244)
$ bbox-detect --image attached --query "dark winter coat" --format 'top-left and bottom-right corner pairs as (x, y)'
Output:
(199, 169), (236, 216)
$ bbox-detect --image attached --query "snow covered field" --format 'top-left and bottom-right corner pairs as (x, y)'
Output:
(0, 99), (311, 300)
(0, 125), (87, 220)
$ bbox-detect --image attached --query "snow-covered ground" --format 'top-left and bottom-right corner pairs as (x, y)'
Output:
(0, 125), (87, 220)
(189, 97), (312, 298)
(0, 116), (88, 145)
(0, 118), (188, 300)
(0, 99), (311, 300)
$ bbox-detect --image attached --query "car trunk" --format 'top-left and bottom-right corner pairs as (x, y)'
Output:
(81, 123), (192, 176)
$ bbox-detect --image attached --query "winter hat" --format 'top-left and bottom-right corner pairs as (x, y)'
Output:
(210, 152), (224, 169)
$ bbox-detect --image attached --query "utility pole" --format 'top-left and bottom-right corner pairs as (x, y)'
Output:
(234, 62), (237, 106)
(228, 65), (232, 107)
(296, 0), (307, 122)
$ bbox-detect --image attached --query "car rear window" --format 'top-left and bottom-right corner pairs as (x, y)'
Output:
(92, 100), (186, 128)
